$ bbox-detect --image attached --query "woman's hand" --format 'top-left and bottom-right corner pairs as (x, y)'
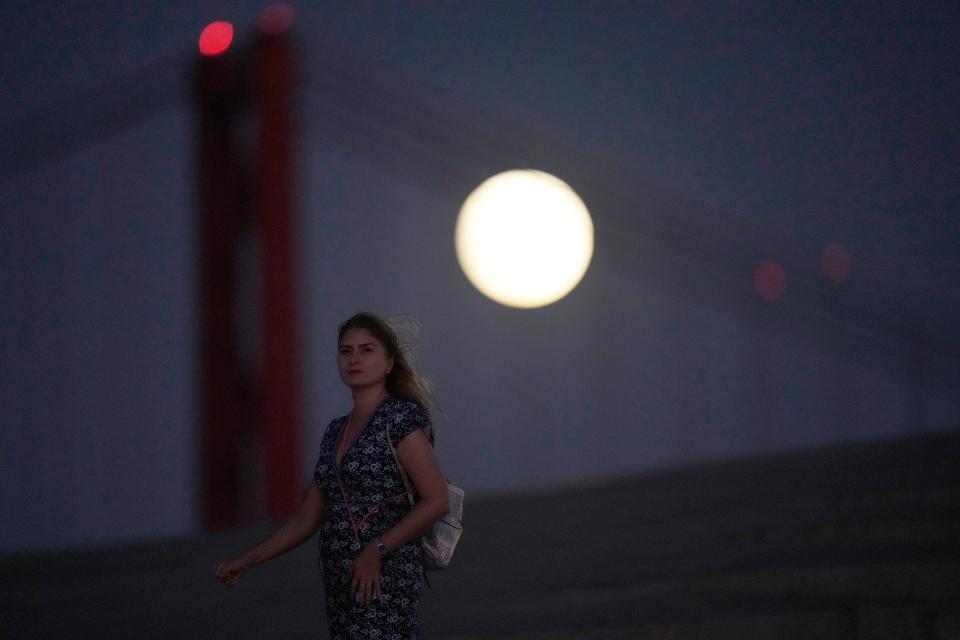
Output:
(215, 557), (251, 587)
(213, 485), (327, 589)
(351, 544), (382, 605)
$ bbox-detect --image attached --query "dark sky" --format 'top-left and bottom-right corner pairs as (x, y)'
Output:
(3, 1), (959, 335)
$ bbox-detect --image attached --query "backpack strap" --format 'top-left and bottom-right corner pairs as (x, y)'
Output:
(385, 423), (417, 509)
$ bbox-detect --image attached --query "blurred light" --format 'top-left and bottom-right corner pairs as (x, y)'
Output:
(754, 260), (787, 302)
(259, 3), (296, 34)
(199, 21), (234, 56)
(822, 242), (851, 283)
(455, 170), (594, 309)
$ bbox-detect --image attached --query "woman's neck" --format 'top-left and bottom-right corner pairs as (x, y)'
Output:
(350, 385), (389, 420)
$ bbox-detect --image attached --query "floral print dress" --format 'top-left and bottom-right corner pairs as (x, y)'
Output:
(313, 396), (434, 639)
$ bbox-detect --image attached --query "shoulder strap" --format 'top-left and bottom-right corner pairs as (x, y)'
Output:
(385, 423), (416, 508)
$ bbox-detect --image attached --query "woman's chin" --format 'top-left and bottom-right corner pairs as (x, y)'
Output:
(345, 379), (383, 390)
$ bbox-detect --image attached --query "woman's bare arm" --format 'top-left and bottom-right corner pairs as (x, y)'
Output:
(348, 427), (451, 604)
(215, 484), (327, 586)
(378, 428), (450, 552)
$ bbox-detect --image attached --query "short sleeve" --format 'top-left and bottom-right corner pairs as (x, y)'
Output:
(387, 399), (434, 448)
(313, 416), (346, 495)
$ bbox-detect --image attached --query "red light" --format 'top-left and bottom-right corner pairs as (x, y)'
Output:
(754, 260), (787, 302)
(259, 3), (295, 35)
(199, 21), (234, 57)
(822, 242), (851, 283)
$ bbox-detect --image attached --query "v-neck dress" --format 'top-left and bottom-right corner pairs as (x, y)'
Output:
(313, 396), (434, 640)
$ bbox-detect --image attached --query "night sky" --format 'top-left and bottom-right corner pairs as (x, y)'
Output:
(4, 1), (958, 337)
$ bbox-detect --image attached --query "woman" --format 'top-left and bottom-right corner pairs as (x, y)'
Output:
(216, 312), (450, 639)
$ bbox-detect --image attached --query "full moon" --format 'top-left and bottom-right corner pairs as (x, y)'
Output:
(455, 170), (594, 309)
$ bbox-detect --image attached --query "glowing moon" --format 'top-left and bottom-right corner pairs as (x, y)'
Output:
(455, 170), (594, 309)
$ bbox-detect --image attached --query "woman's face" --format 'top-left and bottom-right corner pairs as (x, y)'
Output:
(337, 328), (394, 390)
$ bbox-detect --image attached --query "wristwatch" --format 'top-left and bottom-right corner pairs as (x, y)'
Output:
(372, 537), (390, 558)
